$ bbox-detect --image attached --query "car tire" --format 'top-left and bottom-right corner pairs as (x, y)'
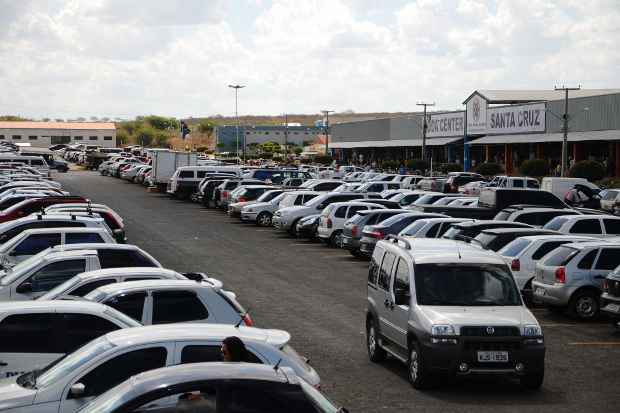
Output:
(520, 369), (544, 390)
(288, 219), (301, 237)
(408, 341), (435, 389)
(569, 290), (600, 320)
(257, 212), (272, 227)
(366, 319), (386, 363)
(330, 230), (343, 248)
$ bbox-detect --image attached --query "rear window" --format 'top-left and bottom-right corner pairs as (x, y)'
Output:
(499, 238), (532, 257)
(179, 170), (194, 178)
(401, 220), (427, 236)
(321, 204), (335, 217)
(379, 213), (412, 227)
(543, 246), (580, 266)
(495, 210), (513, 221)
(544, 217), (569, 231)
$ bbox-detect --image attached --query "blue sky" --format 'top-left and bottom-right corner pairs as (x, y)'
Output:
(0, 0), (617, 119)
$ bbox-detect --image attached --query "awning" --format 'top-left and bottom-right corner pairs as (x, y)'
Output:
(468, 129), (620, 145)
(330, 136), (462, 149)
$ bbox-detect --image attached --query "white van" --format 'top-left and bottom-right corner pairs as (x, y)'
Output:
(541, 177), (599, 199)
(167, 165), (241, 198)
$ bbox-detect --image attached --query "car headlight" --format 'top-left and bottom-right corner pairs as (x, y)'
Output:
(523, 325), (542, 337)
(431, 325), (456, 336)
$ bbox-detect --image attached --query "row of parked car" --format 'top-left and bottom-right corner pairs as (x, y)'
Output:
(0, 156), (346, 412)
(100, 153), (620, 390)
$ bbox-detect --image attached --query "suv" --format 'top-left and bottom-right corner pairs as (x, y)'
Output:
(532, 241), (620, 319)
(227, 185), (275, 217)
(317, 201), (384, 246)
(0, 196), (87, 223)
(442, 220), (533, 242)
(501, 207), (580, 228)
(0, 214), (110, 244)
(273, 192), (380, 235)
(473, 228), (560, 252)
(366, 237), (544, 389)
(342, 209), (407, 257)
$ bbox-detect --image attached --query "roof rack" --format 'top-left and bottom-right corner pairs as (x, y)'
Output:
(385, 234), (412, 250)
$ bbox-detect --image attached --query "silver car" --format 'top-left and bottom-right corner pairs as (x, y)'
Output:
(532, 241), (620, 319)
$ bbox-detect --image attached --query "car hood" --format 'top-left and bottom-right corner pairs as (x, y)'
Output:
(278, 206), (310, 215)
(0, 378), (36, 410)
(417, 305), (538, 333)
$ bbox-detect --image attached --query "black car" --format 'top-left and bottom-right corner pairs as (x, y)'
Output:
(358, 212), (447, 256)
(442, 220), (533, 242)
(564, 184), (601, 209)
(49, 159), (69, 172)
(296, 214), (320, 240)
(342, 209), (406, 257)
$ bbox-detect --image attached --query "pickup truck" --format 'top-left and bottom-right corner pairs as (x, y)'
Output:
(410, 188), (569, 219)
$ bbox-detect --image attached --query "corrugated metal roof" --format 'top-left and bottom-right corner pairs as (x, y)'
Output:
(464, 89), (620, 104)
(0, 121), (116, 130)
(468, 129), (620, 145)
(330, 137), (461, 149)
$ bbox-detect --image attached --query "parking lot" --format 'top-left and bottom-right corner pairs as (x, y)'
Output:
(55, 170), (620, 412)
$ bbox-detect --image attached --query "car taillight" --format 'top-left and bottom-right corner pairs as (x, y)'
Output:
(326, 218), (332, 228)
(602, 279), (609, 292)
(368, 230), (385, 239)
(351, 225), (358, 237)
(238, 197), (247, 202)
(243, 313), (254, 327)
(555, 267), (566, 284)
(511, 259), (520, 271)
(222, 191), (229, 199)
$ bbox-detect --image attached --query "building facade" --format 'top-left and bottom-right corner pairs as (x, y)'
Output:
(0, 121), (117, 148)
(215, 125), (323, 153)
(330, 89), (620, 175)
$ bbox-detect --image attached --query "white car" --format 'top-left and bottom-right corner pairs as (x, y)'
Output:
(0, 227), (115, 267)
(497, 235), (598, 292)
(355, 181), (402, 193)
(120, 164), (148, 181)
(317, 201), (385, 245)
(0, 243), (161, 301)
(0, 300), (139, 379)
(0, 324), (319, 413)
(543, 214), (620, 238)
(38, 267), (191, 300)
(399, 218), (474, 238)
(458, 181), (486, 196)
(240, 191), (307, 226)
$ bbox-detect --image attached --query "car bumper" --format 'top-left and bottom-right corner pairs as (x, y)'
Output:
(420, 336), (545, 377)
(228, 207), (242, 218)
(297, 225), (317, 238)
(601, 293), (620, 318)
(273, 215), (290, 230)
(341, 235), (360, 250)
(241, 212), (258, 222)
(531, 280), (573, 307)
(359, 237), (378, 256)
(317, 226), (332, 239)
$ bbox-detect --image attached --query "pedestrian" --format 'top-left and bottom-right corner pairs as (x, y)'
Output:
(398, 163), (406, 175)
(221, 336), (249, 362)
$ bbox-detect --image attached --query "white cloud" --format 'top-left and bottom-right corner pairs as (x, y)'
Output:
(0, 0), (618, 119)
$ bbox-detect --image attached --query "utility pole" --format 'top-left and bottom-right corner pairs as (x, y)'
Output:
(555, 86), (580, 177)
(283, 113), (288, 159)
(228, 84), (245, 164)
(416, 102), (435, 162)
(321, 110), (334, 156)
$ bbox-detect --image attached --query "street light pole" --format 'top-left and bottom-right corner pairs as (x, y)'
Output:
(228, 84), (245, 164)
(284, 113), (288, 159)
(555, 85), (580, 177)
(321, 110), (334, 156)
(416, 102), (435, 162)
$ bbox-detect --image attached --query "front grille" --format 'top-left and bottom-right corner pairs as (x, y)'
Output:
(608, 279), (620, 297)
(460, 326), (520, 337)
(463, 340), (522, 351)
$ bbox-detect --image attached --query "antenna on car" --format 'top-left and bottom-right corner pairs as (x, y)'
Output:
(234, 308), (251, 328)
(273, 358), (282, 372)
(86, 200), (93, 215)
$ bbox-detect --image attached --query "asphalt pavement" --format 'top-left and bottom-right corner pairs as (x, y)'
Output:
(56, 170), (620, 413)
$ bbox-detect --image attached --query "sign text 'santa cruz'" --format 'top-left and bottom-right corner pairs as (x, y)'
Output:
(487, 103), (546, 134)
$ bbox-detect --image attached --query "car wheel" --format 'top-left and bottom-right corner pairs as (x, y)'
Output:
(408, 341), (435, 389)
(257, 212), (272, 227)
(520, 369), (544, 390)
(330, 230), (343, 247)
(366, 319), (386, 362)
(569, 290), (600, 320)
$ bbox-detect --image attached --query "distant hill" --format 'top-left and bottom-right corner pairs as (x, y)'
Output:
(185, 112), (421, 127)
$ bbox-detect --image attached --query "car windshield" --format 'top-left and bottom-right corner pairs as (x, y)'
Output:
(279, 193), (298, 208)
(498, 238), (532, 257)
(268, 192), (287, 205)
(414, 263), (521, 306)
(255, 190), (278, 202)
(542, 245), (580, 266)
(36, 336), (116, 388)
(0, 248), (51, 285)
(441, 226), (462, 240)
(412, 195), (437, 205)
(400, 220), (428, 236)
(544, 217), (569, 231)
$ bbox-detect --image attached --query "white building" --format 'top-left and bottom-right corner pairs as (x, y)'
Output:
(0, 121), (116, 148)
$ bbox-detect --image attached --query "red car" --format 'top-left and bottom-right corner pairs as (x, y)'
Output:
(0, 196), (87, 223)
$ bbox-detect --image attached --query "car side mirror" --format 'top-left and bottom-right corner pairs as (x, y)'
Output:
(16, 282), (33, 294)
(70, 383), (86, 397)
(394, 288), (410, 306)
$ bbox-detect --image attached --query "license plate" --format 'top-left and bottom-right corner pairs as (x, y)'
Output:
(477, 351), (509, 363)
(605, 303), (620, 313)
(534, 287), (546, 296)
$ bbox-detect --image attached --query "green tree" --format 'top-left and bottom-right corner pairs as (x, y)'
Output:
(570, 160), (605, 182)
(197, 119), (216, 136)
(154, 131), (169, 147)
(520, 159), (549, 177)
(0, 115), (31, 121)
(476, 162), (504, 176)
(294, 147), (303, 155)
(135, 126), (156, 146)
(116, 130), (129, 146)
(146, 115), (178, 130)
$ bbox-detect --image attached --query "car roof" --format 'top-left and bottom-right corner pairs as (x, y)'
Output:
(76, 267), (180, 281)
(19, 227), (108, 236)
(563, 241), (620, 250)
(92, 279), (212, 295)
(50, 243), (140, 252)
(105, 324), (291, 348)
(21, 214), (103, 222)
(514, 234), (598, 243)
(358, 209), (403, 215)
(0, 300), (109, 314)
(554, 214), (615, 221)
(238, 185), (273, 189)
(453, 220), (530, 228)
(480, 228), (559, 235)
(382, 238), (505, 265)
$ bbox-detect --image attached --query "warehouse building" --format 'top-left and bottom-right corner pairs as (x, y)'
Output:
(330, 89), (620, 175)
(0, 121), (117, 148)
(215, 125), (323, 153)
